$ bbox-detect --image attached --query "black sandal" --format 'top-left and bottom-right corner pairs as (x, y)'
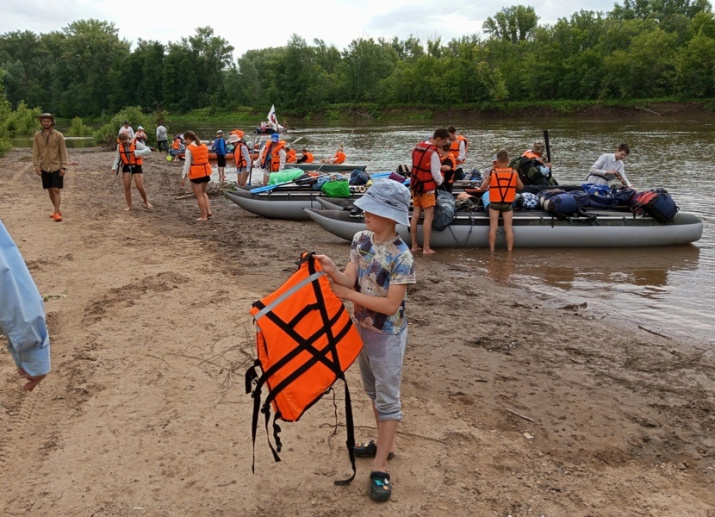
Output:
(369, 471), (391, 502)
(353, 440), (395, 460)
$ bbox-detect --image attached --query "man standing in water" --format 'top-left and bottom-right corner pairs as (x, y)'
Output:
(32, 113), (69, 222)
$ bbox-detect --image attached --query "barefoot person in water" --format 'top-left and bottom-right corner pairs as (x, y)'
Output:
(111, 132), (153, 211)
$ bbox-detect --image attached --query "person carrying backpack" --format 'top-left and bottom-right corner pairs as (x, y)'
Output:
(511, 141), (555, 186)
(479, 149), (524, 252)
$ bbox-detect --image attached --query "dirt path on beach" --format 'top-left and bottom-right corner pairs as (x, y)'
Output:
(0, 148), (713, 516)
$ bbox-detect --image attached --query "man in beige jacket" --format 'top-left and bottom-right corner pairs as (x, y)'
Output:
(32, 113), (69, 221)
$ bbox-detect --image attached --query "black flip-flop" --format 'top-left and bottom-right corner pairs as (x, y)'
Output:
(353, 440), (395, 460)
(369, 471), (391, 502)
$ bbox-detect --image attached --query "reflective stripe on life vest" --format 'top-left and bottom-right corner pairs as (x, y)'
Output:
(489, 167), (518, 203)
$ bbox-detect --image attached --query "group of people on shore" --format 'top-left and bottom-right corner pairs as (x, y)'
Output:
(409, 126), (632, 254)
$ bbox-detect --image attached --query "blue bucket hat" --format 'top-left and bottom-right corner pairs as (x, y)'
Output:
(354, 179), (410, 226)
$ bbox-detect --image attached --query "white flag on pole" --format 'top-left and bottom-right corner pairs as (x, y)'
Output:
(267, 105), (278, 126)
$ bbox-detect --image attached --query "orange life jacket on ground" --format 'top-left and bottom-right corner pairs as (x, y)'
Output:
(234, 142), (249, 169)
(411, 141), (438, 194)
(286, 148), (297, 163)
(246, 252), (363, 484)
(118, 142), (143, 166)
(333, 151), (346, 164)
(449, 134), (468, 164)
(188, 143), (211, 180)
(489, 167), (518, 203)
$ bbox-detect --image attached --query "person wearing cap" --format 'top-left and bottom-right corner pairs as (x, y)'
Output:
(516, 141), (554, 185)
(213, 130), (228, 183)
(32, 113), (70, 222)
(586, 143), (632, 187)
(409, 128), (450, 254)
(134, 125), (148, 144)
(257, 133), (286, 185)
(1, 219), (52, 391)
(229, 134), (253, 186)
(316, 179), (415, 503)
(118, 121), (134, 140)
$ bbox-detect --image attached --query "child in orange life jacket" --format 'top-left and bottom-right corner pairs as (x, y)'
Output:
(438, 143), (457, 193)
(478, 149), (524, 252)
(316, 179), (416, 503)
(180, 130), (213, 221)
(111, 132), (153, 211)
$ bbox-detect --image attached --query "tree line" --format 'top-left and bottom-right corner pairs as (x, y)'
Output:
(0, 0), (714, 122)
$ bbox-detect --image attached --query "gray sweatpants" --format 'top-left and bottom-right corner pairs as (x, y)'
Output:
(356, 324), (408, 421)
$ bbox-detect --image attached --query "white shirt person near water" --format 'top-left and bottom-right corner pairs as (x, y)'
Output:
(586, 143), (632, 187)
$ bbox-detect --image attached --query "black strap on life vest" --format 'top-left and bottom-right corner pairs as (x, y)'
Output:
(245, 252), (357, 485)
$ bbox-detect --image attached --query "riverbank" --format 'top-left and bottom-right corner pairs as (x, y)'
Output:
(0, 148), (713, 515)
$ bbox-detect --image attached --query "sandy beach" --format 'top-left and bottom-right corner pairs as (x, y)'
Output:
(0, 147), (713, 516)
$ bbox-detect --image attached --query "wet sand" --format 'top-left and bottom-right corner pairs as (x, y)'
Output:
(0, 148), (713, 516)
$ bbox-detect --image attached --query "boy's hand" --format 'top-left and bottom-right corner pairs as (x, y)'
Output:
(315, 254), (337, 276)
(330, 283), (353, 301)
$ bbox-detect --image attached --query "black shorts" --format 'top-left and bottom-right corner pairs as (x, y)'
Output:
(190, 176), (211, 184)
(216, 155), (226, 167)
(41, 170), (63, 189)
(489, 202), (513, 213)
(122, 164), (144, 174)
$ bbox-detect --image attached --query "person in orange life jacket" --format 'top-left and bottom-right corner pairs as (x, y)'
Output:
(522, 141), (551, 178)
(322, 144), (346, 164)
(409, 128), (451, 255)
(478, 149), (524, 252)
(32, 113), (69, 222)
(257, 133), (286, 185)
(285, 146), (297, 163)
(447, 125), (468, 166)
(316, 179), (415, 503)
(438, 143), (457, 193)
(134, 125), (148, 144)
(169, 135), (184, 159)
(180, 131), (213, 221)
(229, 134), (253, 187)
(111, 132), (153, 211)
(213, 130), (228, 183)
(298, 148), (314, 163)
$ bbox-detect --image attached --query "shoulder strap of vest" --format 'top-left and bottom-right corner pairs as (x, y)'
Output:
(245, 252), (357, 484)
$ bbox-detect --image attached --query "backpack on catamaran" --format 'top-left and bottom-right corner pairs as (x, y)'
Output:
(630, 189), (679, 222)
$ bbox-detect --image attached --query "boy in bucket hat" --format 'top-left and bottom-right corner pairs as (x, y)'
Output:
(316, 179), (415, 503)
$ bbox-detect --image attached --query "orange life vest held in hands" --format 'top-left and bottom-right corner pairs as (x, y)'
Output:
(188, 143), (211, 180)
(489, 167), (518, 203)
(245, 252), (363, 485)
(411, 141), (438, 194)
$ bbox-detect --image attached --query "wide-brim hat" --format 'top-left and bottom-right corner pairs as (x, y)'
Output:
(38, 112), (55, 123)
(354, 179), (410, 226)
(228, 134), (241, 144)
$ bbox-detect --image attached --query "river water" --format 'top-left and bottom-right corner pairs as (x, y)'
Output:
(16, 116), (715, 343)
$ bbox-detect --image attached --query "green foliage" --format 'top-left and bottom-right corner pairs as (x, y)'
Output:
(68, 117), (93, 137)
(93, 106), (153, 148)
(2, 101), (41, 136)
(0, 6), (714, 119)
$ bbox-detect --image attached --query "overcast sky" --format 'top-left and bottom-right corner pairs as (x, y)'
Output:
(2, 0), (620, 56)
